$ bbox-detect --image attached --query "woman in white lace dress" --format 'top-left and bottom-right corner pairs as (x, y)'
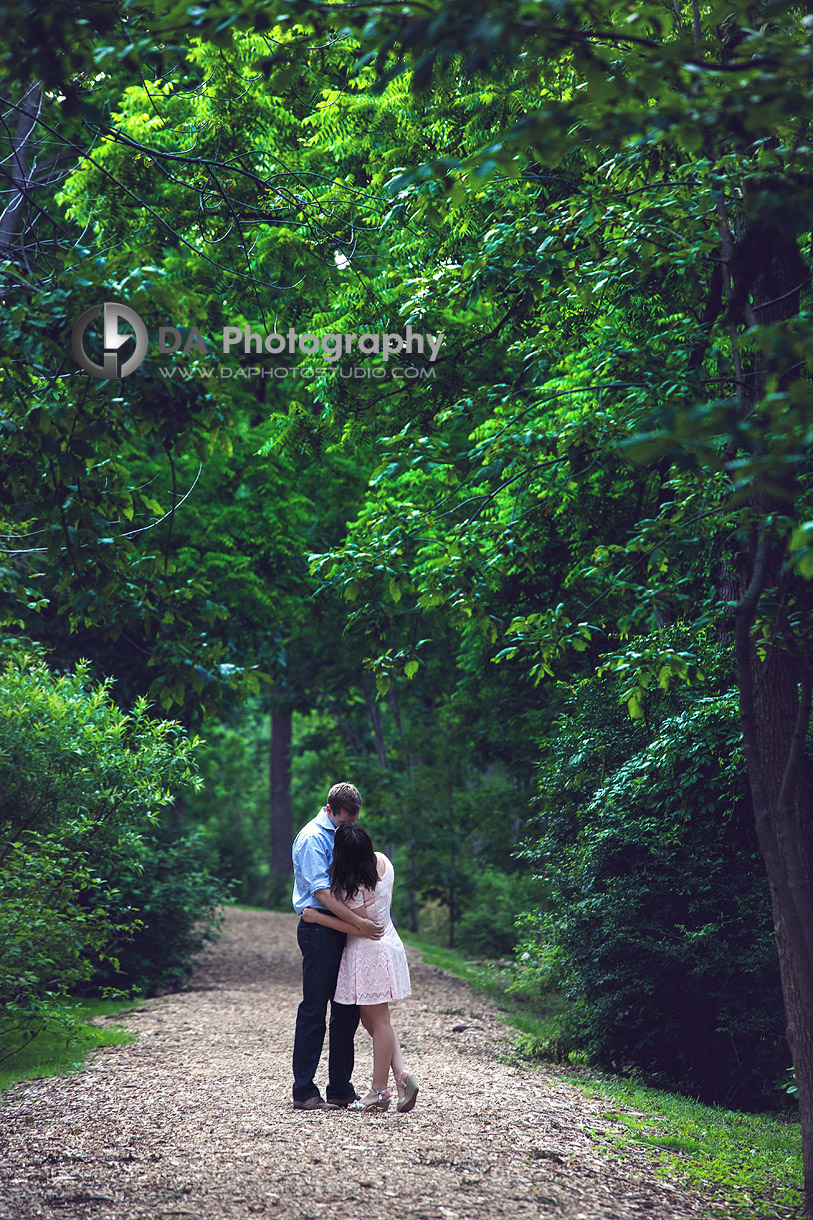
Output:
(301, 823), (419, 1113)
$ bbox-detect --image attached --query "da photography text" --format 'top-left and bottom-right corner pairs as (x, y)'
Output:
(70, 301), (444, 380)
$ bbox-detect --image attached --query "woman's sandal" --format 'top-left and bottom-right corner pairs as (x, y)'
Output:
(349, 1086), (391, 1112)
(395, 1069), (419, 1114)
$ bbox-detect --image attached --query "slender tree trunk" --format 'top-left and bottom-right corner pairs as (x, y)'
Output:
(389, 684), (412, 777)
(447, 757), (456, 949)
(405, 887), (419, 933)
(269, 705), (293, 885)
(448, 838), (456, 950)
(169, 792), (186, 836)
(361, 672), (388, 768)
(713, 545), (737, 643)
(389, 683), (419, 926)
(332, 706), (370, 760)
(0, 82), (41, 265)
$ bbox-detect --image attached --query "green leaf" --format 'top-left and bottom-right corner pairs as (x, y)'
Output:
(627, 691), (645, 720)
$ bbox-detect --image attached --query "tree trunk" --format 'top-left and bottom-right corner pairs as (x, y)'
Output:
(169, 792), (186, 837)
(405, 887), (419, 934)
(732, 519), (810, 1205)
(389, 684), (412, 777)
(448, 837), (456, 950)
(269, 706), (293, 885)
(735, 529), (813, 1218)
(361, 671), (388, 768)
(727, 198), (813, 1218)
(712, 545), (737, 643)
(332, 706), (370, 760)
(0, 82), (41, 265)
(447, 757), (456, 949)
(389, 682), (419, 924)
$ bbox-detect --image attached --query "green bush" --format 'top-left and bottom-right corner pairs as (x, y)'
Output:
(83, 824), (231, 995)
(518, 641), (787, 1108)
(0, 643), (222, 1051)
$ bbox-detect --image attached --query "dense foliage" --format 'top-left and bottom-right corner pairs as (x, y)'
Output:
(185, 693), (543, 954)
(520, 643), (786, 1107)
(82, 823), (230, 997)
(0, 643), (224, 1054)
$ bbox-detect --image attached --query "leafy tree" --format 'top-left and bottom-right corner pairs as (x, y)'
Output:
(0, 26), (357, 716)
(3, 15), (556, 922)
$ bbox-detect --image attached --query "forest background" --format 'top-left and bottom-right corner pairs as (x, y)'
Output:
(3, 0), (813, 1213)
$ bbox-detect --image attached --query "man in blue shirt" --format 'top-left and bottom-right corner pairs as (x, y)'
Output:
(291, 781), (382, 1110)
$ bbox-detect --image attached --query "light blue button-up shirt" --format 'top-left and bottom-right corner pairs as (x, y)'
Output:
(291, 808), (335, 915)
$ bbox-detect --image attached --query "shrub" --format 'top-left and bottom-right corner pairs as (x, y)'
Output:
(83, 824), (231, 996)
(0, 643), (219, 1052)
(518, 641), (787, 1108)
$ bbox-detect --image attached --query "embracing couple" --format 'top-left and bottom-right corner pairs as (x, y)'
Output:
(291, 781), (420, 1114)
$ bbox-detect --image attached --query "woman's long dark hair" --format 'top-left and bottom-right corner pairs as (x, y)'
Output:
(330, 823), (378, 900)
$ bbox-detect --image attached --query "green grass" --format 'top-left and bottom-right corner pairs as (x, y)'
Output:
(404, 930), (802, 1220)
(401, 931), (568, 1048)
(590, 1079), (802, 1219)
(400, 933), (491, 983)
(0, 999), (135, 1096)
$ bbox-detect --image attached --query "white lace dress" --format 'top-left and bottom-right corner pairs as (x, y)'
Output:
(333, 854), (412, 1005)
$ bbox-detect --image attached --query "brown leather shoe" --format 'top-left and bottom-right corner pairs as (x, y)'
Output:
(328, 1094), (359, 1108)
(293, 1096), (340, 1111)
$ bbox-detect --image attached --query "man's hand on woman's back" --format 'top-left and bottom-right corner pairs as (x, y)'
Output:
(357, 917), (384, 940)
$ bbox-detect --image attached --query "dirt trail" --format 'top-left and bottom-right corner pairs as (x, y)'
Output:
(0, 907), (736, 1220)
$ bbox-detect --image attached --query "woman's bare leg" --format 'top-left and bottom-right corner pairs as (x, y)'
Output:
(358, 1003), (395, 1095)
(390, 1030), (407, 1096)
(359, 1009), (374, 1037)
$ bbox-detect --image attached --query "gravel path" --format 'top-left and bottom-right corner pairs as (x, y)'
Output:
(0, 907), (737, 1220)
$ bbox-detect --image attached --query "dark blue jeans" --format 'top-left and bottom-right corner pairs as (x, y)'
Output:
(292, 918), (360, 1102)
